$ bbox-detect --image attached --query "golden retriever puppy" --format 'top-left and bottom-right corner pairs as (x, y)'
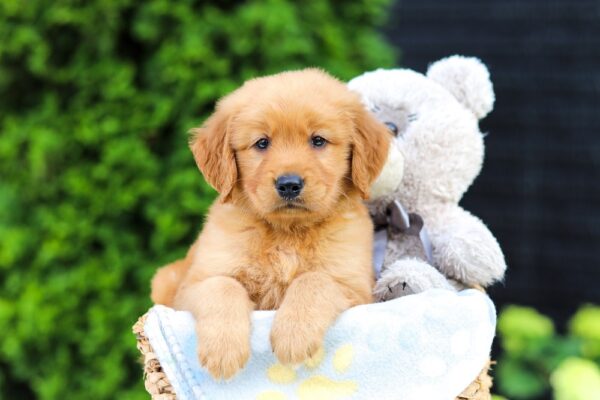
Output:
(151, 69), (390, 379)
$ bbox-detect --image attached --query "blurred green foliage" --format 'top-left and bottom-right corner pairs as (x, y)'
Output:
(551, 357), (600, 400)
(495, 304), (600, 400)
(0, 1), (395, 398)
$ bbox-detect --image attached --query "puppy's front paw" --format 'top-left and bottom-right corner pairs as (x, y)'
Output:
(196, 322), (250, 380)
(270, 315), (323, 365)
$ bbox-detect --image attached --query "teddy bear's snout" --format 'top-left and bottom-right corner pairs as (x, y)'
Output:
(370, 145), (404, 199)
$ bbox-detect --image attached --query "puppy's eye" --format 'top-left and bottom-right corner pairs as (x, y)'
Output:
(311, 135), (327, 148)
(385, 122), (399, 136)
(254, 138), (270, 150)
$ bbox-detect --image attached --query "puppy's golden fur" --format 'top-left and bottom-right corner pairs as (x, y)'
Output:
(151, 69), (390, 379)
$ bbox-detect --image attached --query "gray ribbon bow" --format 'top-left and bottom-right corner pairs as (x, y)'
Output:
(372, 200), (434, 279)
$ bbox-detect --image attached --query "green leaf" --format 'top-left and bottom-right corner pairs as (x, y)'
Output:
(498, 305), (555, 354)
(551, 357), (600, 400)
(569, 304), (600, 360)
(496, 357), (548, 399)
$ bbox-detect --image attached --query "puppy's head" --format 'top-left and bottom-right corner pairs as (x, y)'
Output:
(191, 69), (390, 223)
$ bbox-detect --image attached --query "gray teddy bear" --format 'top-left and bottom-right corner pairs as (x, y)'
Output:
(348, 55), (507, 301)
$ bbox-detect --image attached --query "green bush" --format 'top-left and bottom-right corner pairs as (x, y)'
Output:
(495, 304), (600, 400)
(0, 1), (395, 398)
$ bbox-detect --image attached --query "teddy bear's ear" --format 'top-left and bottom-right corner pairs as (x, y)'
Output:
(426, 55), (495, 119)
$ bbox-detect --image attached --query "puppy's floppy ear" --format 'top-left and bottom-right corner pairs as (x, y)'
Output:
(351, 105), (391, 199)
(189, 105), (238, 202)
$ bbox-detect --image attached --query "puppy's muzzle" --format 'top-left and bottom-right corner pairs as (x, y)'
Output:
(275, 175), (304, 200)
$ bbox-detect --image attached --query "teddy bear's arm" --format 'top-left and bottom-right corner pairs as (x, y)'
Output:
(428, 206), (507, 288)
(374, 258), (455, 301)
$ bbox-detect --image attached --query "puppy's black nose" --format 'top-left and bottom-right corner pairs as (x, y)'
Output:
(275, 175), (304, 199)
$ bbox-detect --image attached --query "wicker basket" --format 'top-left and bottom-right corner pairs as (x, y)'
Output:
(133, 314), (493, 400)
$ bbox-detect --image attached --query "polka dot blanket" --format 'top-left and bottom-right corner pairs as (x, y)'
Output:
(143, 289), (496, 400)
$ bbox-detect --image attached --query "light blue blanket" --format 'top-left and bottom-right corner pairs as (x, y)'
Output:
(144, 289), (496, 400)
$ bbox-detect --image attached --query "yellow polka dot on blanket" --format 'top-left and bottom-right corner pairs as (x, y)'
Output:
(267, 363), (296, 384)
(332, 344), (354, 373)
(256, 390), (287, 400)
(298, 376), (357, 400)
(259, 344), (358, 400)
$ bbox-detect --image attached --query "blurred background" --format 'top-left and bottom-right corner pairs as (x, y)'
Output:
(0, 1), (598, 399)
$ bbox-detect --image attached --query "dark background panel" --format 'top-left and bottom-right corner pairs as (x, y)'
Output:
(383, 0), (600, 328)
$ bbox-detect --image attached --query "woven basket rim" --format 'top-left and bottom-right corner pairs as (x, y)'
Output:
(133, 313), (493, 400)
